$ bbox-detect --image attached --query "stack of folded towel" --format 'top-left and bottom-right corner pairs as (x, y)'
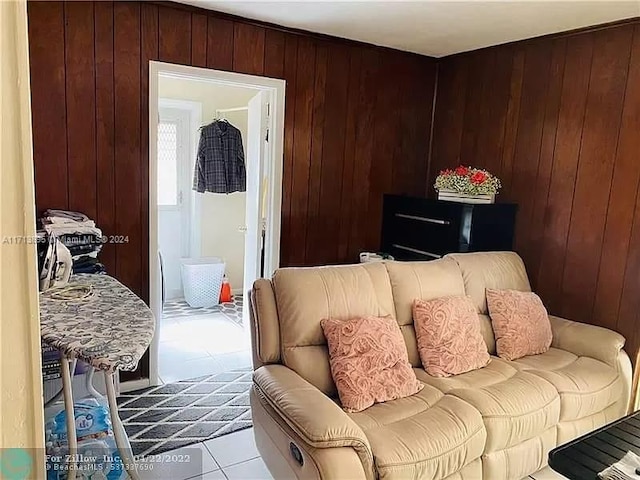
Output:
(41, 209), (106, 275)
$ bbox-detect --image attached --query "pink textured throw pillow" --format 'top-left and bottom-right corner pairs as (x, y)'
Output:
(413, 296), (490, 377)
(486, 289), (552, 361)
(320, 316), (423, 412)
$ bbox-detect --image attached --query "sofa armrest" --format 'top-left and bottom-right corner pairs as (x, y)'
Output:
(549, 315), (625, 367)
(253, 365), (372, 460)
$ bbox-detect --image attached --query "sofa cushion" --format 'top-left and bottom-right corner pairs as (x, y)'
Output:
(446, 252), (531, 315)
(348, 385), (486, 480)
(511, 348), (624, 422)
(413, 296), (489, 377)
(486, 289), (552, 360)
(385, 259), (496, 360)
(272, 262), (396, 396)
(321, 315), (423, 412)
(415, 358), (560, 452)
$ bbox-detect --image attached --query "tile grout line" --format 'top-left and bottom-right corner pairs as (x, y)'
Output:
(131, 372), (252, 457)
(121, 371), (247, 430)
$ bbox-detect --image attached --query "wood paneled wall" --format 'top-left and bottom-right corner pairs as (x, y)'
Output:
(27, 1), (437, 303)
(430, 20), (640, 362)
(27, 1), (640, 372)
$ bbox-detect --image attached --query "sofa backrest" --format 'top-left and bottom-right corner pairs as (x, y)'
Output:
(445, 252), (532, 353)
(251, 251), (533, 392)
(384, 258), (485, 363)
(271, 262), (396, 397)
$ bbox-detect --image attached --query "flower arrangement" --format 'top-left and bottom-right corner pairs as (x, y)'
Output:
(434, 165), (502, 196)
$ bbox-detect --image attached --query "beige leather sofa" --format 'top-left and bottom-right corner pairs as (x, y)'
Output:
(248, 252), (632, 480)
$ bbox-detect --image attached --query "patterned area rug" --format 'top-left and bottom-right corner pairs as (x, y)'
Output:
(163, 295), (243, 324)
(118, 368), (252, 456)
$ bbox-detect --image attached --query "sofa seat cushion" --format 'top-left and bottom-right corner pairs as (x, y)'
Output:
(348, 385), (486, 480)
(511, 348), (624, 422)
(415, 358), (560, 452)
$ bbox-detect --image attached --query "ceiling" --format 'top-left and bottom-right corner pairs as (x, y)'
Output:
(178, 1), (639, 57)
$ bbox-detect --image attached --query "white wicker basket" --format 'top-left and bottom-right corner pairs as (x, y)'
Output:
(181, 257), (226, 308)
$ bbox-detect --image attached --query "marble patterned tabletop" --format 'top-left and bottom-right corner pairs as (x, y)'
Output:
(39, 274), (155, 372)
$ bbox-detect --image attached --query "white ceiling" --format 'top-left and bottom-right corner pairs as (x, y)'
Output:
(179, 0), (640, 57)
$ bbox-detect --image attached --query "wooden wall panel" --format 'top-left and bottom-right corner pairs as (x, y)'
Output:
(527, 39), (567, 288)
(206, 17), (233, 70)
(597, 26), (640, 335)
(347, 48), (379, 260)
(561, 26), (633, 321)
(113, 2), (142, 297)
(233, 23), (265, 75)
(158, 5), (191, 64)
(141, 3), (159, 307)
(429, 56), (469, 182)
(263, 29), (285, 78)
(65, 2), (97, 219)
(94, 1), (116, 275)
(430, 20), (640, 365)
(288, 38), (315, 266)
(317, 44), (350, 264)
(499, 48), (525, 198)
(367, 52), (399, 250)
(536, 34), (593, 313)
(190, 13), (207, 67)
(27, 1), (68, 211)
(337, 48), (362, 262)
(28, 1), (437, 357)
(278, 34), (298, 267)
(305, 42), (328, 265)
(510, 42), (552, 270)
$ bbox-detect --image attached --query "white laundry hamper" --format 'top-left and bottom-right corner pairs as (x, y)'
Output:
(181, 257), (226, 308)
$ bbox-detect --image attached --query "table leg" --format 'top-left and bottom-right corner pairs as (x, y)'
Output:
(61, 358), (77, 480)
(104, 371), (141, 480)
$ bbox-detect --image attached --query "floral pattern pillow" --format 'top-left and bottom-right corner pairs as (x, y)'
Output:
(486, 289), (552, 361)
(413, 296), (490, 377)
(321, 316), (423, 412)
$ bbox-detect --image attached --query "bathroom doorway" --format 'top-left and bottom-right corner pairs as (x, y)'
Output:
(148, 62), (285, 385)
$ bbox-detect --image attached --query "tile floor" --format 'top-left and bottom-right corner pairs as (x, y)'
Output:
(158, 302), (252, 384)
(163, 297), (244, 324)
(136, 427), (272, 480)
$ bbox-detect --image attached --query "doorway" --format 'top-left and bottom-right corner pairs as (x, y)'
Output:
(148, 62), (285, 385)
(157, 99), (201, 301)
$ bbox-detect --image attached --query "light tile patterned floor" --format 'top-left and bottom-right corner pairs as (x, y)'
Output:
(137, 427), (273, 480)
(163, 296), (244, 324)
(158, 312), (252, 384)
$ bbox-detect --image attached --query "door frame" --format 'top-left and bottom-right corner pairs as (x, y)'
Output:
(148, 61), (286, 386)
(158, 98), (203, 259)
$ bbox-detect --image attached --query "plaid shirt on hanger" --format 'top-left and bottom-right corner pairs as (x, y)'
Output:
(193, 120), (246, 194)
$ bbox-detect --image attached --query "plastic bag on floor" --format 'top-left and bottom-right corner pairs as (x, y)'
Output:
(45, 398), (126, 480)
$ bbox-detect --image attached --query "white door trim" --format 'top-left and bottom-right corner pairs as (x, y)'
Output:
(158, 98), (202, 258)
(148, 61), (285, 386)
